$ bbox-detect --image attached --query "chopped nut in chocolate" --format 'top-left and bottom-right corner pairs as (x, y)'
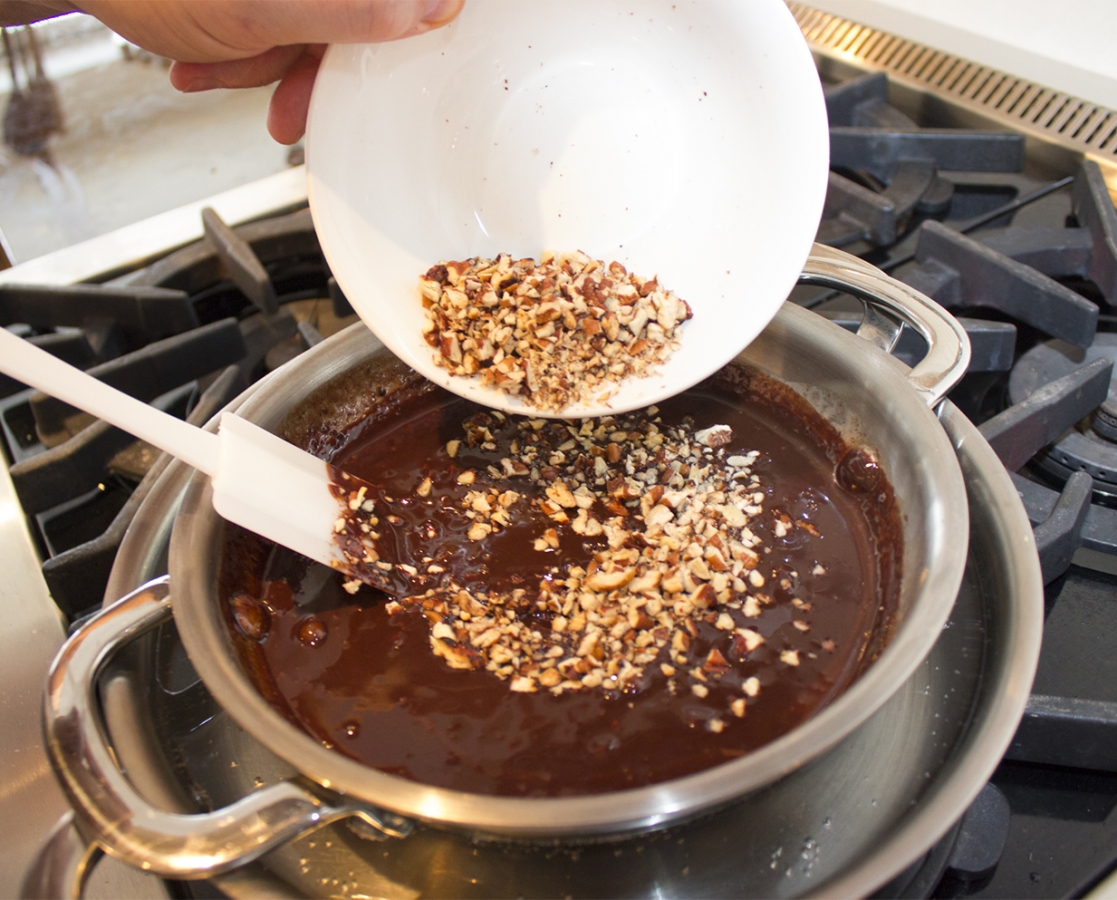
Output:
(226, 371), (902, 797)
(419, 252), (692, 412)
(327, 401), (830, 726)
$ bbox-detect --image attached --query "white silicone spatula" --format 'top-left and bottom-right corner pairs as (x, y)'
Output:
(0, 326), (412, 594)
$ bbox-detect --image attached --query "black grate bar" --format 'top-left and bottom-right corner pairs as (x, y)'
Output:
(829, 128), (1025, 181)
(10, 382), (197, 516)
(297, 320), (325, 349)
(1007, 694), (1117, 771)
(236, 309), (298, 380)
(328, 277), (353, 318)
(1033, 471), (1094, 585)
(202, 206), (279, 315)
(1072, 160), (1117, 303)
(909, 220), (1099, 349)
(819, 170), (897, 247)
(978, 357), (1113, 472)
(819, 312), (1016, 373)
(1011, 473), (1117, 557)
(976, 225), (1093, 279)
(40, 365), (247, 620)
(0, 282), (197, 346)
(824, 70), (889, 126)
(28, 317), (246, 443)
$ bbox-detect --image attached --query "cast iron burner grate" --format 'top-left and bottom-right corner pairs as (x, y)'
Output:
(0, 206), (355, 620)
(819, 71), (1026, 250)
(795, 57), (1117, 898)
(1007, 334), (1117, 505)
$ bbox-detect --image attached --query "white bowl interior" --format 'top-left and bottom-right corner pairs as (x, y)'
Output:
(307, 0), (829, 417)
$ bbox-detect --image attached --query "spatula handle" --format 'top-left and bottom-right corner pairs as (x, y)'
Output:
(0, 325), (219, 475)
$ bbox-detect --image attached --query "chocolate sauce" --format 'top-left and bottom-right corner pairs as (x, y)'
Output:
(221, 367), (901, 797)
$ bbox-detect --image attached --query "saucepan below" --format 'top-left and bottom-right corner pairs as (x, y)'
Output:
(40, 245), (972, 880)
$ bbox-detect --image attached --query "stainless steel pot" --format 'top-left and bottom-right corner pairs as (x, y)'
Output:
(40, 246), (983, 882)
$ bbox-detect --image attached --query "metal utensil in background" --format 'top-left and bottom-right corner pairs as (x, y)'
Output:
(2, 25), (63, 160)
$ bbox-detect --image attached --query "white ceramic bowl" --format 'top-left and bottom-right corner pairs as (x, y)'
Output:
(306, 0), (829, 417)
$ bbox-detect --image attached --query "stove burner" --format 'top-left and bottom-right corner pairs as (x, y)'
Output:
(1008, 334), (1117, 503)
(904, 219), (1099, 350)
(0, 206), (356, 619)
(1095, 398), (1117, 441)
(6, 28), (1117, 892)
(817, 71), (1026, 250)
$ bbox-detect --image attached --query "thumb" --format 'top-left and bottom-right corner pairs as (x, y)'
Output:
(75, 0), (465, 64)
(245, 0), (466, 47)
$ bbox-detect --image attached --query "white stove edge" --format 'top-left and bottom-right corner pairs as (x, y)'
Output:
(0, 165), (308, 286)
(806, 0), (1117, 113)
(0, 164), (309, 897)
(0, 462), (69, 900)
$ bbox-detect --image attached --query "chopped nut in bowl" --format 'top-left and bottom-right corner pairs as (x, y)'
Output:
(420, 252), (692, 413)
(305, 0), (828, 417)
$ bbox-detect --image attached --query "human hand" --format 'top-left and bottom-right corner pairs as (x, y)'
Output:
(8, 0), (465, 144)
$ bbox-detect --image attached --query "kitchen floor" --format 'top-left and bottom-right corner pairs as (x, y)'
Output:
(0, 25), (293, 265)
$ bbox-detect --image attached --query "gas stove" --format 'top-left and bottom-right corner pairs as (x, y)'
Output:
(794, 6), (1117, 896)
(4, 6), (1117, 897)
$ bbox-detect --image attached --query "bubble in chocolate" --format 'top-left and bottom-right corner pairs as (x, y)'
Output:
(773, 566), (800, 602)
(230, 593), (270, 642)
(587, 732), (621, 754)
(836, 447), (881, 494)
(342, 720), (360, 739)
(296, 616), (328, 647)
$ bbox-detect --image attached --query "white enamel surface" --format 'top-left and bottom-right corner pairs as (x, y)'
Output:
(306, 0), (829, 417)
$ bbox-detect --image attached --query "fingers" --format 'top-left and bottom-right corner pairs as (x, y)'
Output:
(169, 45), (310, 92)
(0, 1), (77, 27)
(169, 43), (326, 143)
(266, 48), (324, 144)
(82, 0), (467, 146)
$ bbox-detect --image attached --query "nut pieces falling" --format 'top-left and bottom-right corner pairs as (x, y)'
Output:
(420, 251), (693, 412)
(331, 405), (830, 731)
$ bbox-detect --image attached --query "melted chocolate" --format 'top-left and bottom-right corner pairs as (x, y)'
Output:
(220, 366), (901, 797)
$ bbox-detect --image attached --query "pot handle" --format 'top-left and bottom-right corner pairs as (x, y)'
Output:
(41, 577), (412, 887)
(798, 243), (971, 407)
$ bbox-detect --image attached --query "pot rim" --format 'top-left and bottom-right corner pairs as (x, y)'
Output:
(170, 298), (969, 838)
